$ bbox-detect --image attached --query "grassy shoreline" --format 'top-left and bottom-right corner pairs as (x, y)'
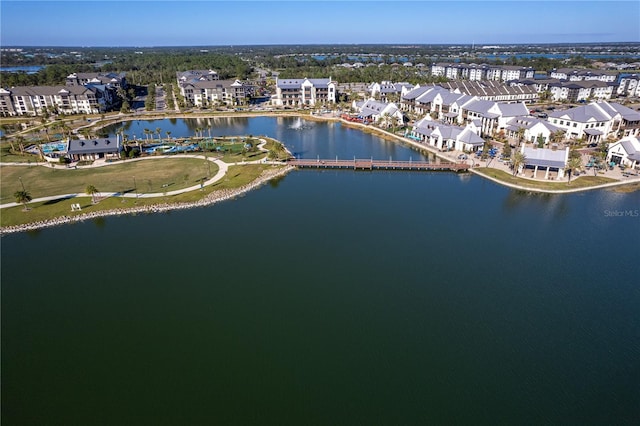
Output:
(0, 164), (292, 232)
(2, 112), (639, 231)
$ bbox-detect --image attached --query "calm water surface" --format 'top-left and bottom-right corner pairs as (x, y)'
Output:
(2, 118), (639, 425)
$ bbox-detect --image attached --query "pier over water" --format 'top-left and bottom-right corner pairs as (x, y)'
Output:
(288, 158), (470, 172)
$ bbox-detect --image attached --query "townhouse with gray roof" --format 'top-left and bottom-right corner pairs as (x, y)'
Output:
(273, 77), (338, 107)
(408, 117), (485, 152)
(367, 81), (414, 102)
(607, 136), (640, 169)
(66, 72), (127, 89)
(547, 101), (640, 143)
(176, 69), (219, 84)
(352, 99), (405, 127)
(504, 116), (563, 146)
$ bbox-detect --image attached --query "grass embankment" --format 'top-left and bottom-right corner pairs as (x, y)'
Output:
(1, 157), (219, 204)
(474, 167), (617, 191)
(0, 163), (272, 227)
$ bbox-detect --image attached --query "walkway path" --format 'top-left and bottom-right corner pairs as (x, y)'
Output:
(1, 139), (279, 209)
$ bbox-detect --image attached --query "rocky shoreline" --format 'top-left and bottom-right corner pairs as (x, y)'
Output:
(0, 165), (295, 235)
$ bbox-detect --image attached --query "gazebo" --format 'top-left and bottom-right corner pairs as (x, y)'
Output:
(519, 146), (569, 180)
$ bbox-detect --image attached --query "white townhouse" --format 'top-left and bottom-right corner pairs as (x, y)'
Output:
(458, 99), (529, 136)
(352, 99), (404, 126)
(505, 116), (563, 146)
(408, 117), (485, 152)
(400, 85), (446, 114)
(548, 101), (640, 143)
(368, 81), (414, 102)
(607, 136), (640, 169)
(273, 77), (338, 107)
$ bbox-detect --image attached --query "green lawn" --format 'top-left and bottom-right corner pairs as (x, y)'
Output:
(474, 168), (618, 190)
(1, 157), (219, 204)
(1, 163), (278, 227)
(0, 144), (41, 163)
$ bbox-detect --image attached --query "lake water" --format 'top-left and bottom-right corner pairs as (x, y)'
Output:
(2, 118), (639, 425)
(0, 65), (45, 74)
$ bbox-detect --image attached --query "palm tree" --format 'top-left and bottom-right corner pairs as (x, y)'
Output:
(14, 190), (32, 211)
(143, 128), (151, 141)
(86, 185), (99, 204)
(155, 127), (162, 141)
(511, 151), (527, 176)
(566, 156), (582, 184)
(551, 129), (565, 146)
(515, 127), (525, 148)
(165, 131), (172, 142)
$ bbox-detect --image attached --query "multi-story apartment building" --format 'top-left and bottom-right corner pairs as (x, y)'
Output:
(0, 71), (125, 117)
(430, 63), (534, 82)
(548, 80), (616, 102)
(549, 68), (617, 82)
(273, 77), (338, 107)
(0, 85), (109, 116)
(438, 80), (539, 103)
(179, 79), (254, 107)
(617, 74), (640, 97)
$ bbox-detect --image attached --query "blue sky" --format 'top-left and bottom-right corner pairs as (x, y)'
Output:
(1, 1), (639, 46)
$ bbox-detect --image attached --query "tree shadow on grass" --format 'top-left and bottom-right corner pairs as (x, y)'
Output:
(43, 197), (72, 206)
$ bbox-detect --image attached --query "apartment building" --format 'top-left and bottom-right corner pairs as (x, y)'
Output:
(273, 77), (338, 107)
(438, 80), (539, 103)
(549, 68), (617, 82)
(0, 85), (109, 116)
(617, 74), (640, 97)
(179, 79), (254, 107)
(431, 63), (535, 82)
(548, 80), (616, 102)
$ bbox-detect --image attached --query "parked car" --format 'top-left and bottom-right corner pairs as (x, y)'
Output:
(458, 154), (468, 160)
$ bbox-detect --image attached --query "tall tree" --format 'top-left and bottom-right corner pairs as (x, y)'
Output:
(566, 156), (582, 184)
(86, 185), (99, 204)
(14, 190), (32, 211)
(511, 151), (527, 176)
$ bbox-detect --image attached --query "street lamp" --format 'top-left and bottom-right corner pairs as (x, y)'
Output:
(133, 176), (137, 199)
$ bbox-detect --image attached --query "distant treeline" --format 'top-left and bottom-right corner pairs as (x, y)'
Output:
(1, 50), (252, 87)
(1, 43), (635, 88)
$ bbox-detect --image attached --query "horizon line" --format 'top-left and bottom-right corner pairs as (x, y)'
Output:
(3, 41), (640, 48)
